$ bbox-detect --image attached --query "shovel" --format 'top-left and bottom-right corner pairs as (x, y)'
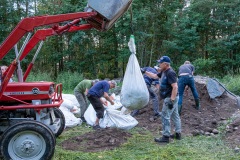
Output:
(213, 78), (240, 108)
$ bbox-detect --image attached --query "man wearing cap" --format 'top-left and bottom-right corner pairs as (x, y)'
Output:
(178, 61), (200, 115)
(74, 79), (99, 122)
(132, 66), (161, 120)
(87, 80), (117, 130)
(143, 56), (181, 143)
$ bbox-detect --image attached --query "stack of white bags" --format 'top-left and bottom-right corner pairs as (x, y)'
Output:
(60, 93), (138, 130)
(60, 94), (82, 128)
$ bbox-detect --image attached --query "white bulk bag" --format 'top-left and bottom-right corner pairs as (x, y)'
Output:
(120, 53), (149, 110)
(120, 35), (149, 110)
(62, 94), (79, 107)
(59, 106), (82, 128)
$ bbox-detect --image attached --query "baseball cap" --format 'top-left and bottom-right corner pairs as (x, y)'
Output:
(157, 56), (171, 64)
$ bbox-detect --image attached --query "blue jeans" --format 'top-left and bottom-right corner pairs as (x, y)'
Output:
(162, 97), (181, 136)
(178, 75), (199, 106)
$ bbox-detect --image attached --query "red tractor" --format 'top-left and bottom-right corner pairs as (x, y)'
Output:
(0, 0), (132, 159)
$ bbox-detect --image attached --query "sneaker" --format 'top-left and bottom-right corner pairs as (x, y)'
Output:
(170, 133), (181, 140)
(154, 136), (170, 143)
(93, 125), (101, 130)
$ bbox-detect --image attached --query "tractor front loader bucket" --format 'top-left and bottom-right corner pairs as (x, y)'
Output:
(86, 0), (133, 31)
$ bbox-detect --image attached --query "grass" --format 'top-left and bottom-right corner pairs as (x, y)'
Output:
(220, 74), (240, 95)
(53, 125), (240, 160)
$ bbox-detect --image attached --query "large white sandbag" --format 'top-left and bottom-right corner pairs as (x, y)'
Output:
(120, 35), (149, 110)
(100, 108), (138, 130)
(120, 53), (149, 110)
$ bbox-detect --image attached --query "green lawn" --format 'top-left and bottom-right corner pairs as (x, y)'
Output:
(53, 125), (240, 160)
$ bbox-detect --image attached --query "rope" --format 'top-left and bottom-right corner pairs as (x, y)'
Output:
(130, 4), (134, 34)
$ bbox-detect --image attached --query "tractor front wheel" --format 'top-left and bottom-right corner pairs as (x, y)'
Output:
(0, 121), (55, 160)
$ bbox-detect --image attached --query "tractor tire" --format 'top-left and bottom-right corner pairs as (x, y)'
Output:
(0, 121), (55, 160)
(54, 107), (65, 137)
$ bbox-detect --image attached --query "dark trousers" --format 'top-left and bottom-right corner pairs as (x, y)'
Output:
(87, 95), (104, 119)
(147, 85), (160, 115)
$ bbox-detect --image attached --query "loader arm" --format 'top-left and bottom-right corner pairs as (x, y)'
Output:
(0, 12), (97, 60)
(22, 23), (93, 81)
(20, 22), (93, 61)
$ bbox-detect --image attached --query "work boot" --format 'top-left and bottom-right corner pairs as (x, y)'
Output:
(170, 132), (181, 140)
(131, 110), (139, 117)
(80, 117), (86, 123)
(195, 99), (200, 110)
(178, 105), (182, 115)
(154, 135), (170, 143)
(93, 125), (101, 130)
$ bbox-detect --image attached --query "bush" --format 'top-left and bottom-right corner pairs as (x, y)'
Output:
(56, 71), (84, 93)
(26, 71), (53, 82)
(27, 71), (84, 94)
(193, 58), (216, 76)
(221, 74), (240, 95)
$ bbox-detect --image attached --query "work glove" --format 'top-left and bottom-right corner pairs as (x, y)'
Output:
(140, 68), (146, 74)
(167, 99), (174, 110)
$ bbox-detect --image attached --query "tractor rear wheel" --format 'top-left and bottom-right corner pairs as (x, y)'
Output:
(0, 121), (55, 160)
(54, 107), (65, 137)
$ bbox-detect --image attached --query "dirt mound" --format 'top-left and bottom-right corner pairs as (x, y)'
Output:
(61, 81), (240, 151)
(224, 113), (240, 148)
(61, 128), (132, 152)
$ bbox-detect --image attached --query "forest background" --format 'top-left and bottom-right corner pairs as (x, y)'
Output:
(0, 0), (240, 93)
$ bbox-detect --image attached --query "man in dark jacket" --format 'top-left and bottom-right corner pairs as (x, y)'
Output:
(143, 56), (181, 143)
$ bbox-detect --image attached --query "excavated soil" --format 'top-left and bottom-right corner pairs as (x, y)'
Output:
(61, 80), (240, 152)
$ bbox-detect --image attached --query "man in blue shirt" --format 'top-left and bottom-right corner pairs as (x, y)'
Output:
(87, 80), (117, 130)
(131, 66), (161, 120)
